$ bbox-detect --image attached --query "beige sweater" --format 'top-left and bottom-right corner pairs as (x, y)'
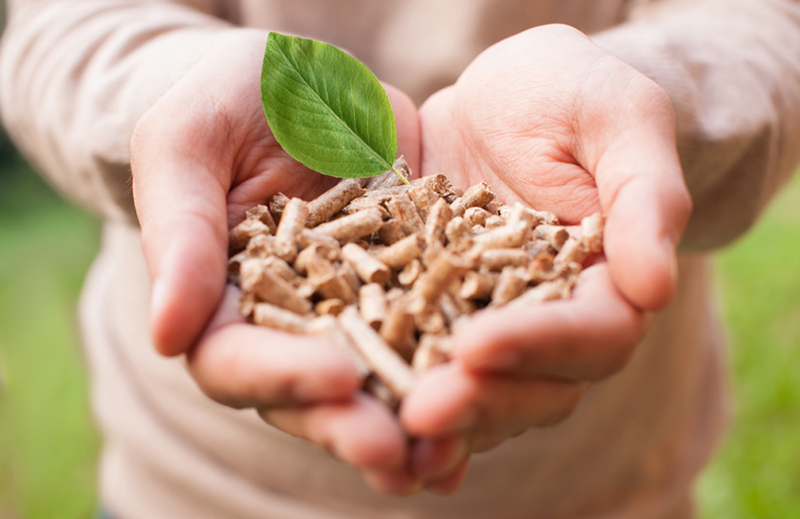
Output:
(2, 1), (800, 518)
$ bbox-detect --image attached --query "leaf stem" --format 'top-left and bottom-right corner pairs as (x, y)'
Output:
(391, 166), (410, 185)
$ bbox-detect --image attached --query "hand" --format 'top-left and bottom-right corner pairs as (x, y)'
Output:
(400, 24), (693, 490)
(130, 30), (423, 495)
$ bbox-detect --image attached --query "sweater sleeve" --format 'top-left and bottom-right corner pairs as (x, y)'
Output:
(591, 0), (800, 250)
(0, 0), (238, 222)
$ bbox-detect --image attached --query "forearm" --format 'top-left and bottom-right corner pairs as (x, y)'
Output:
(0, 0), (237, 222)
(592, 0), (800, 250)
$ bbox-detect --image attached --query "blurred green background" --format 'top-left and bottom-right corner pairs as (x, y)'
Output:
(1, 127), (799, 518)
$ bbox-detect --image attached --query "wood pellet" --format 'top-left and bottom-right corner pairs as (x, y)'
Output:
(227, 162), (604, 403)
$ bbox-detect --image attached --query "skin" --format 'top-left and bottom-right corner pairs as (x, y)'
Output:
(130, 25), (692, 496)
(401, 24), (692, 489)
(131, 30), (421, 493)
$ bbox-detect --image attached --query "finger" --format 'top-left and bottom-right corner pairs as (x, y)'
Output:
(383, 83), (421, 177)
(400, 363), (585, 437)
(130, 47), (256, 358)
(187, 286), (361, 408)
(424, 458), (470, 495)
(601, 169), (690, 310)
(132, 97), (230, 357)
(451, 263), (646, 380)
(362, 467), (423, 496)
(132, 32), (323, 357)
(465, 430), (519, 453)
(410, 435), (468, 481)
(260, 393), (408, 471)
(580, 76), (692, 311)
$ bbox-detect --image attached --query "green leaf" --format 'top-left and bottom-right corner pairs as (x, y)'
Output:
(261, 32), (398, 179)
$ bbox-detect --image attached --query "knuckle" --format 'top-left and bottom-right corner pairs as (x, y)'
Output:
(535, 23), (586, 41)
(628, 77), (675, 124)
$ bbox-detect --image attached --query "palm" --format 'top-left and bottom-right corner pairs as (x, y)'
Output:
(421, 85), (600, 224)
(417, 24), (665, 225)
(215, 83), (338, 226)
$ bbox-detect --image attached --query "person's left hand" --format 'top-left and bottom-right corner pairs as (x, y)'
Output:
(397, 24), (692, 494)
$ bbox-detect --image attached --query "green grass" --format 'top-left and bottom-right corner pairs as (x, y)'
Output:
(0, 145), (101, 519)
(0, 135), (799, 517)
(697, 176), (800, 518)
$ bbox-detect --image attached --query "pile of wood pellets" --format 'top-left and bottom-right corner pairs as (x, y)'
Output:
(227, 159), (603, 408)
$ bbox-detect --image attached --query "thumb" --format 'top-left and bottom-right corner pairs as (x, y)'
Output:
(131, 31), (277, 357)
(382, 82), (421, 176)
(131, 90), (232, 357)
(586, 84), (692, 311)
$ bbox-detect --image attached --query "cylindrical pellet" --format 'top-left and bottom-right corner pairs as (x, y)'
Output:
(387, 192), (425, 235)
(359, 283), (387, 330)
(375, 234), (423, 270)
(459, 271), (498, 300)
(240, 259), (311, 314)
(397, 259), (422, 287)
(480, 248), (530, 271)
(314, 208), (384, 243)
(379, 295), (417, 359)
(274, 198), (308, 263)
(445, 216), (473, 252)
(509, 279), (570, 307)
(308, 315), (370, 377)
(407, 183), (440, 219)
(473, 221), (528, 251)
(306, 179), (366, 227)
(315, 298), (346, 317)
(426, 198), (454, 247)
(580, 212), (604, 254)
(412, 334), (452, 372)
(532, 224), (569, 251)
(342, 243), (391, 284)
(377, 220), (407, 245)
(490, 266), (529, 307)
(339, 307), (415, 398)
(229, 219), (271, 254)
(554, 237), (587, 266)
(245, 204), (277, 234)
(253, 302), (310, 334)
(413, 251), (469, 303)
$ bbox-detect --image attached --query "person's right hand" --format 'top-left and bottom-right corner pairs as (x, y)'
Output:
(130, 30), (423, 495)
